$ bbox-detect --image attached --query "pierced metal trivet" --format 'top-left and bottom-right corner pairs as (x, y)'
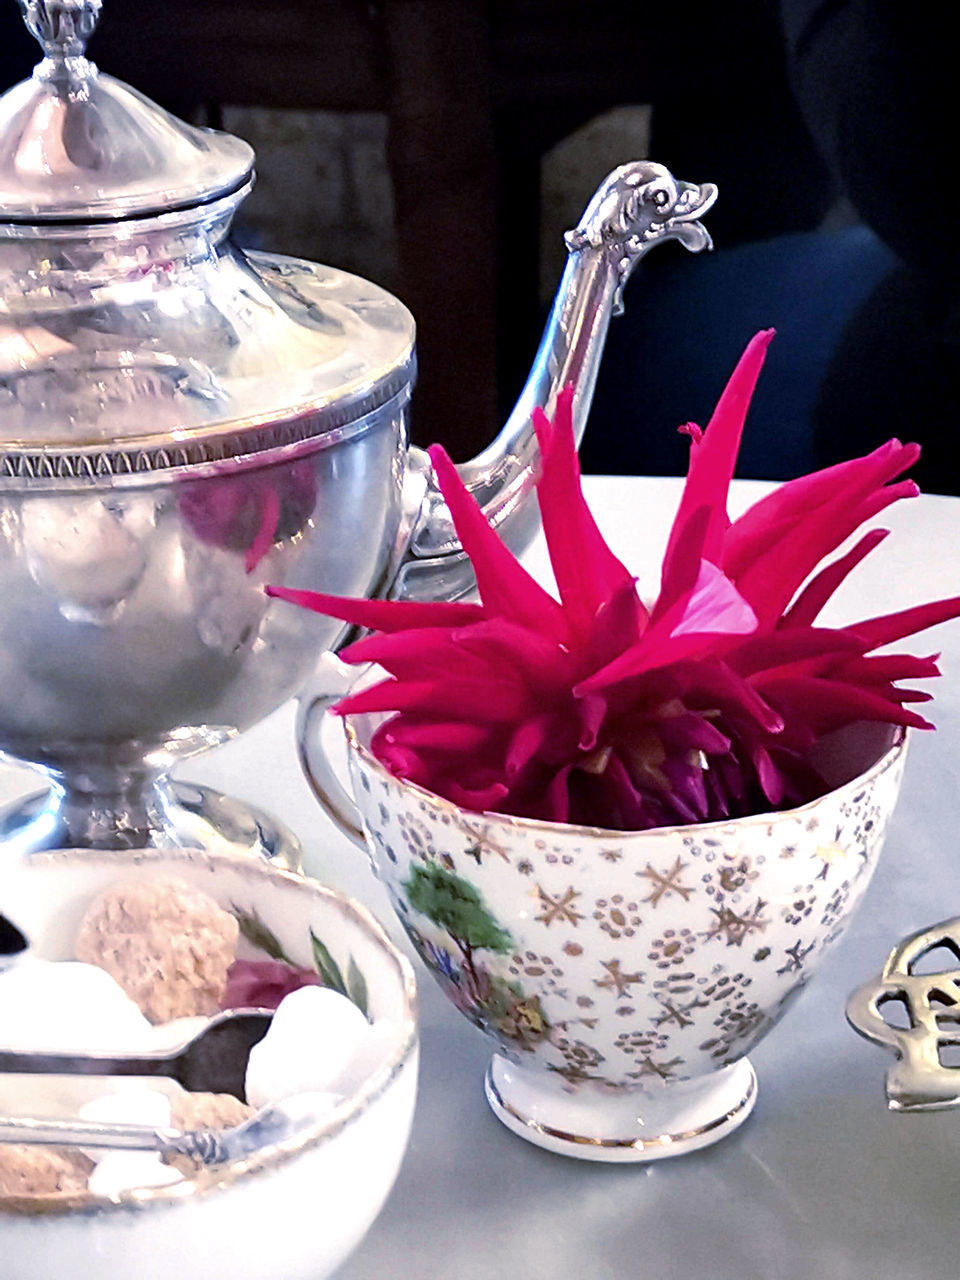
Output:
(847, 917), (960, 1110)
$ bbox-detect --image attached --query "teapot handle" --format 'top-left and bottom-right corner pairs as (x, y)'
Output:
(295, 654), (366, 849)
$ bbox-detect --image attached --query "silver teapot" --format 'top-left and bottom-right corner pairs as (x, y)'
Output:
(0, 0), (717, 861)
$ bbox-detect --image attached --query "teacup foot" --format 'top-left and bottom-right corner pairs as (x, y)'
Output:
(484, 1054), (757, 1163)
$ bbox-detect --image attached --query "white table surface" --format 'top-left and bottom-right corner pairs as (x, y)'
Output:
(3, 475), (960, 1280)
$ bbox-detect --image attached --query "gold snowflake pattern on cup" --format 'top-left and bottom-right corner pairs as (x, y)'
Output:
(592, 894), (642, 939)
(450, 816), (512, 867)
(698, 848), (761, 904)
(637, 856), (694, 906)
(507, 949), (569, 1001)
(647, 927), (697, 969)
(614, 1027), (672, 1074)
(350, 732), (905, 1095)
(702, 897), (769, 947)
(535, 885), (585, 927)
(548, 1035), (607, 1086)
(593, 958), (645, 999)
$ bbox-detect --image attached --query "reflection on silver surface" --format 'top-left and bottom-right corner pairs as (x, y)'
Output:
(0, 4), (717, 855)
(847, 916), (960, 1111)
(4, 0), (252, 221)
(21, 494), (153, 622)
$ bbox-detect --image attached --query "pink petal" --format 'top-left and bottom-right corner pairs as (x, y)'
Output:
(337, 676), (530, 722)
(427, 445), (568, 642)
(849, 598), (960, 650)
(654, 504), (712, 625)
(505, 714), (557, 780)
(541, 763), (574, 824)
(670, 559), (758, 638)
(265, 585), (485, 632)
(781, 529), (889, 627)
(591, 754), (655, 830)
(582, 578), (649, 672)
(372, 738), (432, 785)
(833, 653), (941, 685)
(532, 386), (638, 640)
(446, 779), (510, 813)
(451, 617), (576, 690)
(658, 711), (732, 755)
(662, 329), (774, 581)
(376, 719), (495, 754)
(342, 628), (497, 681)
(728, 627), (866, 678)
(760, 675), (935, 731)
(733, 478), (919, 627)
(576, 627), (745, 693)
(751, 744), (785, 806)
(661, 757), (710, 823)
(724, 440), (920, 580)
(887, 687), (934, 705)
(576, 693), (608, 751)
(680, 662), (786, 734)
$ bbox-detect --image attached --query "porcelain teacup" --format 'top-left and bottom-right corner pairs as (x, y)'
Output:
(301, 687), (907, 1162)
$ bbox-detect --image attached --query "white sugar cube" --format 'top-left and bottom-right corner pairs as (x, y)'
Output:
(87, 1153), (183, 1197)
(80, 1087), (172, 1130)
(244, 986), (371, 1108)
(0, 958), (153, 1053)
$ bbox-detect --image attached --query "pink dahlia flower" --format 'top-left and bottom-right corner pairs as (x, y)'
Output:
(268, 331), (960, 830)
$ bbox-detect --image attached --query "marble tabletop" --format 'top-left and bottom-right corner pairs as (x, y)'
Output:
(3, 476), (960, 1279)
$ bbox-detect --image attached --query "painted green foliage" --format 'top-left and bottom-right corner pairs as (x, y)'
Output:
(405, 862), (512, 959)
(403, 862), (549, 1047)
(311, 929), (369, 1017)
(232, 904), (369, 1016)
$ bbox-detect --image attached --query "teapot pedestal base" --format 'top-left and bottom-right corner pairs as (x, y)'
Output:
(484, 1054), (757, 1163)
(0, 780), (301, 870)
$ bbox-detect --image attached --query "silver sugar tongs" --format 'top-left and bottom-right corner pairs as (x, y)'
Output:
(0, 1009), (305, 1165)
(0, 1096), (327, 1166)
(0, 1008), (272, 1100)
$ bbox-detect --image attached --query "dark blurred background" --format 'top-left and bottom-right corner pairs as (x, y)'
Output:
(3, 1), (956, 490)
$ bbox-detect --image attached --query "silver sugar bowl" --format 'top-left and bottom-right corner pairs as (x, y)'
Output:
(0, 0), (717, 862)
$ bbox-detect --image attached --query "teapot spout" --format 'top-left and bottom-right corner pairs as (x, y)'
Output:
(389, 161), (717, 603)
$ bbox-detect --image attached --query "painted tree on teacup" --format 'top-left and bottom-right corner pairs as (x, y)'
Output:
(268, 330), (960, 832)
(401, 861), (548, 1047)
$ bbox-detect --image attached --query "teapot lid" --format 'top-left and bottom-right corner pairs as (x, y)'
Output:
(0, 0), (416, 485)
(0, 0), (253, 222)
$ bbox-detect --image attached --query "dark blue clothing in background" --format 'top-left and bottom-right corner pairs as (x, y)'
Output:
(581, 225), (897, 482)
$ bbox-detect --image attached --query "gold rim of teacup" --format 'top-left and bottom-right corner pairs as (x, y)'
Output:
(0, 847), (418, 1219)
(344, 717), (908, 839)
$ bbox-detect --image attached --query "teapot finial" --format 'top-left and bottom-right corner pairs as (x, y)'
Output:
(18, 0), (101, 77)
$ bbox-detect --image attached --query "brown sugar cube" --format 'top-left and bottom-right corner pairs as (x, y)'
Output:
(0, 1145), (93, 1198)
(75, 876), (239, 1023)
(169, 1090), (253, 1132)
(165, 1091), (255, 1174)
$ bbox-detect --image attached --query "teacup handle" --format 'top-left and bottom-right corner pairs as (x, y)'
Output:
(295, 653), (366, 848)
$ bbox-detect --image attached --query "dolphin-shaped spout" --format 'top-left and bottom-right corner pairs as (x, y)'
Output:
(388, 161), (717, 604)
